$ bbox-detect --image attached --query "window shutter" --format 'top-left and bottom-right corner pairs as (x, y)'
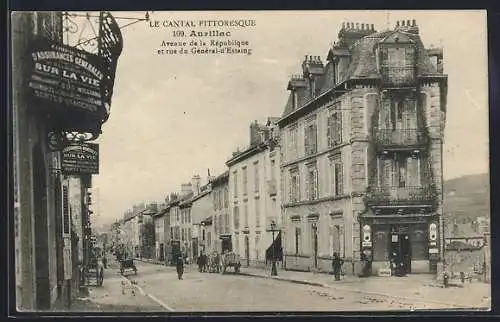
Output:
(327, 115), (332, 147)
(305, 171), (310, 200)
(337, 111), (342, 144)
(314, 169), (318, 199)
(296, 174), (300, 201)
(380, 98), (392, 130)
(338, 162), (344, 195)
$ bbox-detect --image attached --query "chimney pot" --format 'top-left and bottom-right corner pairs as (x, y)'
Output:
(361, 23), (365, 30)
(396, 21), (400, 27)
(346, 22), (350, 28)
(309, 55), (313, 61)
(407, 19), (411, 26)
(412, 19), (416, 26)
(342, 22), (345, 29)
(356, 22), (359, 29)
(371, 24), (374, 30)
(350, 22), (354, 28)
(401, 20), (405, 26)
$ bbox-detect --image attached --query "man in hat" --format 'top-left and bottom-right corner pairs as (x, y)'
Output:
(176, 254), (184, 280)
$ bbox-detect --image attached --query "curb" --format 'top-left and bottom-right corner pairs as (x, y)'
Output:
(238, 272), (485, 309)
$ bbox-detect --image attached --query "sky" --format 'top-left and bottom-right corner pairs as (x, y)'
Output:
(90, 10), (489, 228)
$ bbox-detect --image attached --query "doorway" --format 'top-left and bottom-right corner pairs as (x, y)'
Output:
(244, 236), (250, 267)
(390, 229), (412, 274)
(33, 143), (50, 309)
(159, 243), (164, 261)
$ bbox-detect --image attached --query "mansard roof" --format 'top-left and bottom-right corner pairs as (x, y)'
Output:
(280, 27), (443, 120)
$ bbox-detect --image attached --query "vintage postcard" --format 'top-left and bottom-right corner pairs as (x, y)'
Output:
(11, 10), (490, 312)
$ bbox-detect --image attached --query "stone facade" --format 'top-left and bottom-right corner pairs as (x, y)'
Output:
(226, 120), (282, 268)
(278, 20), (447, 277)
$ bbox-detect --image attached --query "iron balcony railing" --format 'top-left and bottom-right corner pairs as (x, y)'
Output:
(365, 185), (436, 207)
(380, 66), (415, 87)
(373, 128), (428, 149)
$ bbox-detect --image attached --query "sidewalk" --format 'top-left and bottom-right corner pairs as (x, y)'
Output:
(52, 269), (165, 312)
(239, 266), (491, 309)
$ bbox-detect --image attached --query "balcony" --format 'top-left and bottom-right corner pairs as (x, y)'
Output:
(373, 128), (428, 150)
(267, 179), (277, 197)
(365, 186), (436, 208)
(381, 66), (415, 88)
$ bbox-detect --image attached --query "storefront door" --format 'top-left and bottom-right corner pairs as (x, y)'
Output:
(390, 227), (412, 274)
(244, 236), (250, 267)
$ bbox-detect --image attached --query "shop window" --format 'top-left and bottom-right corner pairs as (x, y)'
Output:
(373, 229), (389, 261)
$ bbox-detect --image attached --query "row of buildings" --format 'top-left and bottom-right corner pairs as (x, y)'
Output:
(112, 19), (449, 276)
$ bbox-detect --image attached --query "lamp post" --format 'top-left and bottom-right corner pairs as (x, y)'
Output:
(267, 220), (280, 276)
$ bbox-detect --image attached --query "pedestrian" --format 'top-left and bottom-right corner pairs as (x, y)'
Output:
(102, 254), (108, 269)
(176, 255), (184, 280)
(197, 252), (203, 272)
(332, 252), (344, 281)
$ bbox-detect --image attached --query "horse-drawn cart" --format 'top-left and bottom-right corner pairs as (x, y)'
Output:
(221, 252), (241, 274)
(120, 258), (137, 276)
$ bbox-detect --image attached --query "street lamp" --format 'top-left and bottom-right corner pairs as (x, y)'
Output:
(267, 220), (280, 276)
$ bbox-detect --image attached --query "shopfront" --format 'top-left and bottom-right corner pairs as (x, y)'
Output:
(360, 213), (440, 275)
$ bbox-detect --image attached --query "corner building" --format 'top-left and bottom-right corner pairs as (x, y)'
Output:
(278, 20), (447, 276)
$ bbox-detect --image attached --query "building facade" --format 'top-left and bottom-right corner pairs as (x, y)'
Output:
(153, 205), (166, 261)
(278, 20), (447, 276)
(190, 182), (213, 256)
(12, 11), (123, 309)
(226, 119), (282, 268)
(211, 172), (231, 254)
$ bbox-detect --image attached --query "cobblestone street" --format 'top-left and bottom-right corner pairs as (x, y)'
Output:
(95, 261), (490, 312)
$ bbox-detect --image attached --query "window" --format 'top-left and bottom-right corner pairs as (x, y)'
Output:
(377, 152), (420, 187)
(170, 227), (174, 240)
(327, 105), (342, 147)
(225, 212), (230, 233)
(330, 224), (342, 256)
(254, 162), (260, 192)
(255, 197), (261, 227)
(289, 169), (300, 203)
(242, 167), (248, 195)
(207, 231), (212, 247)
(379, 96), (417, 131)
(255, 233), (261, 260)
(213, 191), (217, 210)
(188, 228), (192, 240)
(233, 206), (240, 230)
(270, 160), (276, 181)
(379, 46), (415, 85)
(202, 229), (205, 241)
(411, 226), (428, 260)
(288, 126), (298, 160)
(218, 190), (222, 209)
(330, 155), (343, 196)
(295, 227), (302, 254)
(292, 91), (298, 110)
(214, 216), (218, 235)
(233, 171), (238, 197)
(224, 188), (228, 208)
(304, 122), (318, 156)
(244, 201), (249, 227)
(306, 165), (318, 200)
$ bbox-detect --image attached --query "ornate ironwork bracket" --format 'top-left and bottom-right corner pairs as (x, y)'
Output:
(47, 130), (99, 152)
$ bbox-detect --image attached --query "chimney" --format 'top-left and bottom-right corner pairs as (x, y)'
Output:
(181, 183), (193, 197)
(192, 174), (201, 195)
(338, 21), (377, 47)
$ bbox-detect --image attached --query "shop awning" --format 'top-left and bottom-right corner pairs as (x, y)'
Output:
(265, 231), (283, 261)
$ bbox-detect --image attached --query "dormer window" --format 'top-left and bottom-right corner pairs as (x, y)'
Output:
(310, 77), (316, 97)
(293, 90), (298, 110)
(379, 32), (416, 87)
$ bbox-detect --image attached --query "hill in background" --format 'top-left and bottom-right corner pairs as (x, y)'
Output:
(443, 173), (490, 237)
